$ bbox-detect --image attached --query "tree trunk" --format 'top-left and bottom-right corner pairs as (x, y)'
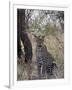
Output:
(17, 9), (26, 58)
(17, 9), (33, 63)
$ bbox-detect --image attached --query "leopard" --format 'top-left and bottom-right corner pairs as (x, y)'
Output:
(36, 42), (57, 79)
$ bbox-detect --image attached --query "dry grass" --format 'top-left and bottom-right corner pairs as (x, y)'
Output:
(17, 32), (64, 80)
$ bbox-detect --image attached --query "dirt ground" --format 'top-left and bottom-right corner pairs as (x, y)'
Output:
(17, 33), (64, 80)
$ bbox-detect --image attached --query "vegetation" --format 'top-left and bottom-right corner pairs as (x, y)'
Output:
(17, 9), (64, 80)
